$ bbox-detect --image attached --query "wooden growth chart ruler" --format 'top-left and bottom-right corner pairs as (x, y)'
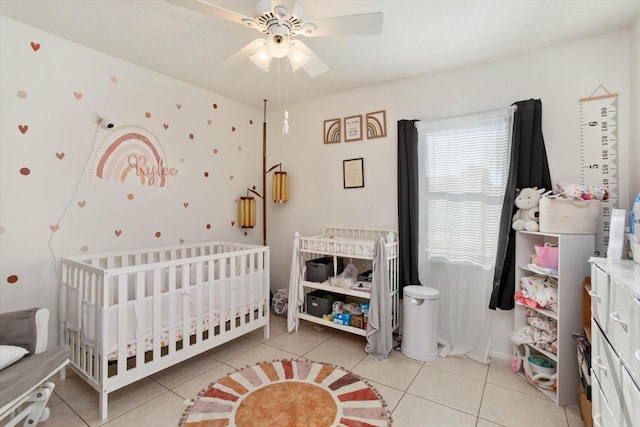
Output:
(579, 86), (618, 256)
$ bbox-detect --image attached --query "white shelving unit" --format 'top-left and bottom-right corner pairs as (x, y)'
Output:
(513, 231), (594, 406)
(295, 227), (399, 338)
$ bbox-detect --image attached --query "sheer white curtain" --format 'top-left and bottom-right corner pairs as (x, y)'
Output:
(416, 107), (514, 363)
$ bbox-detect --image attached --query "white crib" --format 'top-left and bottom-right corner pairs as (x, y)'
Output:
(58, 241), (269, 420)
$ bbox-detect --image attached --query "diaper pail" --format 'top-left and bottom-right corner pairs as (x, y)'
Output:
(401, 285), (439, 362)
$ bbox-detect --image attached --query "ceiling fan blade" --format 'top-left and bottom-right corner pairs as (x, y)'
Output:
(270, 0), (298, 17)
(288, 40), (329, 77)
(167, 0), (260, 29)
(297, 12), (383, 37)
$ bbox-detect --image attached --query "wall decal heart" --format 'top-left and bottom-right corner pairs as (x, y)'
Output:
(229, 175), (233, 180)
(244, 231), (248, 236)
(183, 202), (189, 208)
(180, 238), (185, 244)
(30, 42), (40, 51)
(163, 123), (169, 129)
(50, 224), (59, 232)
(231, 221), (235, 226)
(18, 125), (28, 134)
(114, 230), (122, 236)
(56, 152), (65, 160)
(176, 104), (182, 109)
(207, 120), (212, 125)
(232, 126), (236, 132)
(249, 120), (253, 125)
(77, 200), (86, 208)
(73, 92), (83, 100)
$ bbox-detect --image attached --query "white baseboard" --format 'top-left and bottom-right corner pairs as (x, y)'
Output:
(489, 350), (512, 362)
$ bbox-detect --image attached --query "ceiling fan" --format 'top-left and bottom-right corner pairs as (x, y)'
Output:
(167, 0), (383, 77)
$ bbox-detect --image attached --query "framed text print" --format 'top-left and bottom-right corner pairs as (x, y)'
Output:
(344, 115), (363, 142)
(343, 158), (364, 189)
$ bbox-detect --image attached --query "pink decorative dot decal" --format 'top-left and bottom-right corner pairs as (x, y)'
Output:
(249, 120), (253, 125)
(7, 275), (18, 284)
(110, 76), (118, 83)
(17, 91), (27, 99)
(213, 149), (218, 154)
(204, 172), (209, 177)
(155, 232), (161, 238)
(244, 232), (248, 236)
(189, 133), (194, 139)
(213, 103), (218, 109)
(145, 112), (151, 118)
(206, 224), (211, 230)
(127, 193), (134, 200)
(80, 245), (89, 252)
(20, 167), (30, 175)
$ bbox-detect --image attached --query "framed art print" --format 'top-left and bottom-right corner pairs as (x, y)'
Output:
(344, 115), (363, 142)
(324, 118), (341, 143)
(366, 110), (387, 139)
(343, 158), (364, 189)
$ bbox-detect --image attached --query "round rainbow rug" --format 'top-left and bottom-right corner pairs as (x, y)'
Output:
(179, 359), (390, 426)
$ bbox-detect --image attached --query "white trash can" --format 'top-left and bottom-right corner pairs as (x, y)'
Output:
(401, 285), (439, 362)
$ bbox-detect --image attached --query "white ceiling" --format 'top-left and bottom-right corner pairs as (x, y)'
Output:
(1, 0), (639, 108)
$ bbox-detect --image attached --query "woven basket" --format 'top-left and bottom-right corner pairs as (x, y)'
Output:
(539, 197), (600, 234)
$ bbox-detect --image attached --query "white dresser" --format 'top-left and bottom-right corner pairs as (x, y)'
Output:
(589, 258), (640, 427)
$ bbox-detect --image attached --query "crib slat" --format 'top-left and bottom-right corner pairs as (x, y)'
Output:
(116, 274), (128, 375)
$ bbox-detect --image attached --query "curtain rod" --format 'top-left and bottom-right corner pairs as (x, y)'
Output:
(415, 104), (517, 126)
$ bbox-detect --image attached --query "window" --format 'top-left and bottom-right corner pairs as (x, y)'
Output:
(417, 107), (514, 269)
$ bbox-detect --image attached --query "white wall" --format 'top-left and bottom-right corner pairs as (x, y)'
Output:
(631, 15), (640, 205)
(268, 30), (632, 359)
(0, 17), (262, 344)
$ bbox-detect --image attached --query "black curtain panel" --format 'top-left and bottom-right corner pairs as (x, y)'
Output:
(397, 120), (421, 298)
(489, 99), (552, 310)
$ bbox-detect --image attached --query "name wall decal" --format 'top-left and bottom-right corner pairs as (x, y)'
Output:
(89, 125), (177, 188)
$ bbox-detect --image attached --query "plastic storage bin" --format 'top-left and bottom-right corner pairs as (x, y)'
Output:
(401, 285), (439, 362)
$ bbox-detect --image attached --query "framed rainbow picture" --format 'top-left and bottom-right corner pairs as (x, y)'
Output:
(324, 118), (341, 144)
(366, 110), (387, 139)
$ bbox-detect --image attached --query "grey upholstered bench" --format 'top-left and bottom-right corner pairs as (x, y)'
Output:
(0, 308), (70, 426)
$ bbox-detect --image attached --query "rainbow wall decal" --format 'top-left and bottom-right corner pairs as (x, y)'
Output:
(90, 125), (176, 187)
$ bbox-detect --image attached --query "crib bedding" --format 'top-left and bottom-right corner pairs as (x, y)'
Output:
(62, 269), (266, 358)
(104, 303), (261, 361)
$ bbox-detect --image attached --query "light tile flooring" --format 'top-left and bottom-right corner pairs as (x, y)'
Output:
(38, 314), (585, 427)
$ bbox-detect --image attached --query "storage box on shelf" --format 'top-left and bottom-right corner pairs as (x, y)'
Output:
(589, 258), (640, 427)
(512, 231), (594, 406)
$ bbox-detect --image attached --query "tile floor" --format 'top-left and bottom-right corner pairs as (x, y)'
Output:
(38, 314), (585, 426)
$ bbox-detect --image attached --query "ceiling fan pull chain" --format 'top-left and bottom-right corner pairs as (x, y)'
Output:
(283, 110), (289, 136)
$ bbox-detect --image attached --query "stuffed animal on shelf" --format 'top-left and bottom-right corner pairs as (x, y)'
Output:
(512, 187), (546, 231)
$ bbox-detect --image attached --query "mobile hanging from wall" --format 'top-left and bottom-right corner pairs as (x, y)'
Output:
(579, 85), (619, 256)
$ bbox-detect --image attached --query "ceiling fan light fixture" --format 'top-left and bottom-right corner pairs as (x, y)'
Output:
(250, 48), (272, 72)
(287, 42), (309, 71)
(267, 34), (290, 58)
